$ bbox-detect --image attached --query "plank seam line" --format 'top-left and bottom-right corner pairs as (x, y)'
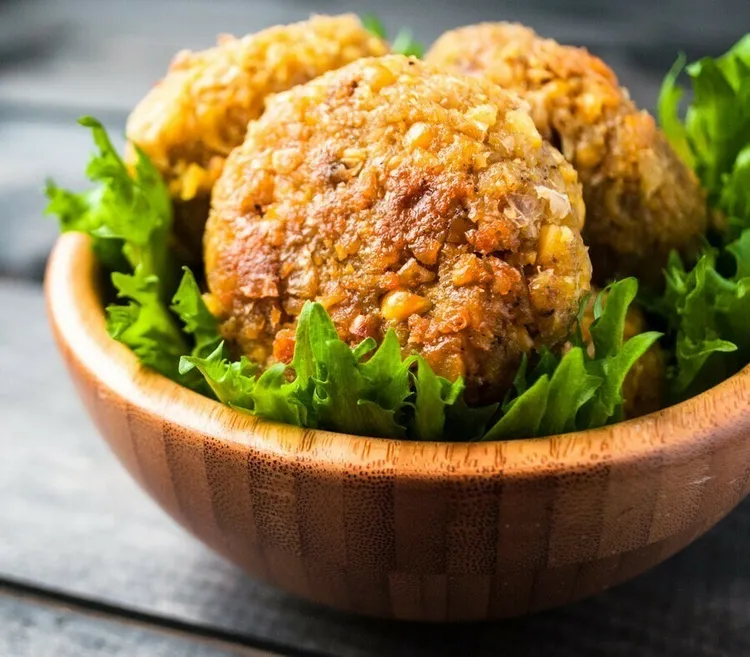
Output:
(0, 101), (129, 126)
(0, 575), (331, 657)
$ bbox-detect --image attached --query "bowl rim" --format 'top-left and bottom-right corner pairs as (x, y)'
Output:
(45, 232), (750, 481)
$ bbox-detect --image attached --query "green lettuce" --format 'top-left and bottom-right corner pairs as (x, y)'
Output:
(657, 54), (694, 168)
(171, 267), (222, 359)
(179, 302), (415, 436)
(657, 242), (750, 397)
(412, 356), (465, 441)
(45, 118), (223, 389)
(656, 37), (750, 395)
(46, 117), (187, 380)
(483, 280), (661, 440)
(720, 145), (750, 240)
(659, 36), (750, 204)
(181, 282), (657, 442)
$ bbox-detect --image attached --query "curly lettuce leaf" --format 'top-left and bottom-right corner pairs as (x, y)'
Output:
(46, 117), (172, 279)
(361, 14), (387, 39)
(45, 117), (171, 276)
(660, 244), (750, 396)
(167, 267), (225, 394)
(656, 40), (750, 395)
(311, 340), (405, 437)
(720, 145), (750, 239)
(251, 364), (309, 426)
(484, 280), (660, 440)
(444, 397), (499, 442)
(46, 118), (191, 381)
(179, 339), (308, 428)
(180, 343), (257, 409)
(412, 356), (464, 441)
(294, 303), (409, 437)
(578, 279), (662, 427)
(106, 269), (188, 380)
(685, 36), (750, 197)
(658, 36), (750, 203)
(171, 267), (222, 358)
(726, 227), (750, 279)
(179, 328), (307, 428)
(539, 347), (601, 435)
(391, 29), (425, 58)
(358, 329), (416, 412)
(44, 181), (128, 268)
(133, 278), (660, 440)
(483, 348), (598, 441)
(657, 53), (695, 167)
(182, 302), (414, 437)
(107, 266), (191, 383)
(483, 369), (549, 441)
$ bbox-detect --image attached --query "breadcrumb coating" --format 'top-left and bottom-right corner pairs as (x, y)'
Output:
(426, 23), (707, 285)
(205, 55), (592, 402)
(125, 14), (388, 257)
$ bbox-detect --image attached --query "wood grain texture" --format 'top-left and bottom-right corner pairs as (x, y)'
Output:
(0, 592), (265, 657)
(44, 233), (750, 622)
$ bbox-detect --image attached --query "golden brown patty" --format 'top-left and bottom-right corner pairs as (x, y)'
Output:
(125, 14), (388, 258)
(577, 291), (665, 419)
(205, 55), (592, 403)
(426, 23), (707, 285)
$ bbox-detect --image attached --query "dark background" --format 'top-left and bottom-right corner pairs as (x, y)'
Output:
(1, 1), (749, 655)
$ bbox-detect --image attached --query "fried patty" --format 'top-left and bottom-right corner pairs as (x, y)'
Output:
(426, 23), (707, 285)
(205, 55), (592, 403)
(125, 14), (388, 259)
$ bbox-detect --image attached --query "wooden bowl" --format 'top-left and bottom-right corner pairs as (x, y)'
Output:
(45, 232), (750, 622)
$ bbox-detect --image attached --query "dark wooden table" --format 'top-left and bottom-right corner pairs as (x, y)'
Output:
(2, 1), (749, 654)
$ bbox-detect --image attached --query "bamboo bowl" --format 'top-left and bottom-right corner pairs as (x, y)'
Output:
(45, 232), (750, 622)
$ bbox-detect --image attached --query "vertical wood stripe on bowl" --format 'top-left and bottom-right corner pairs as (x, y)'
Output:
(46, 234), (750, 621)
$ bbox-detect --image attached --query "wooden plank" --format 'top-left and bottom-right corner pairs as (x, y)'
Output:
(0, 119), (124, 282)
(0, 280), (748, 656)
(0, 589), (266, 657)
(1, 0), (747, 115)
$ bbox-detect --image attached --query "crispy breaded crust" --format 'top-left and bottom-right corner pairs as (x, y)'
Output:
(205, 55), (591, 402)
(126, 14), (388, 258)
(426, 23), (707, 284)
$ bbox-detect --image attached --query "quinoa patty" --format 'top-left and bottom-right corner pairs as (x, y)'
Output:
(205, 55), (592, 402)
(426, 23), (707, 285)
(126, 14), (388, 258)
